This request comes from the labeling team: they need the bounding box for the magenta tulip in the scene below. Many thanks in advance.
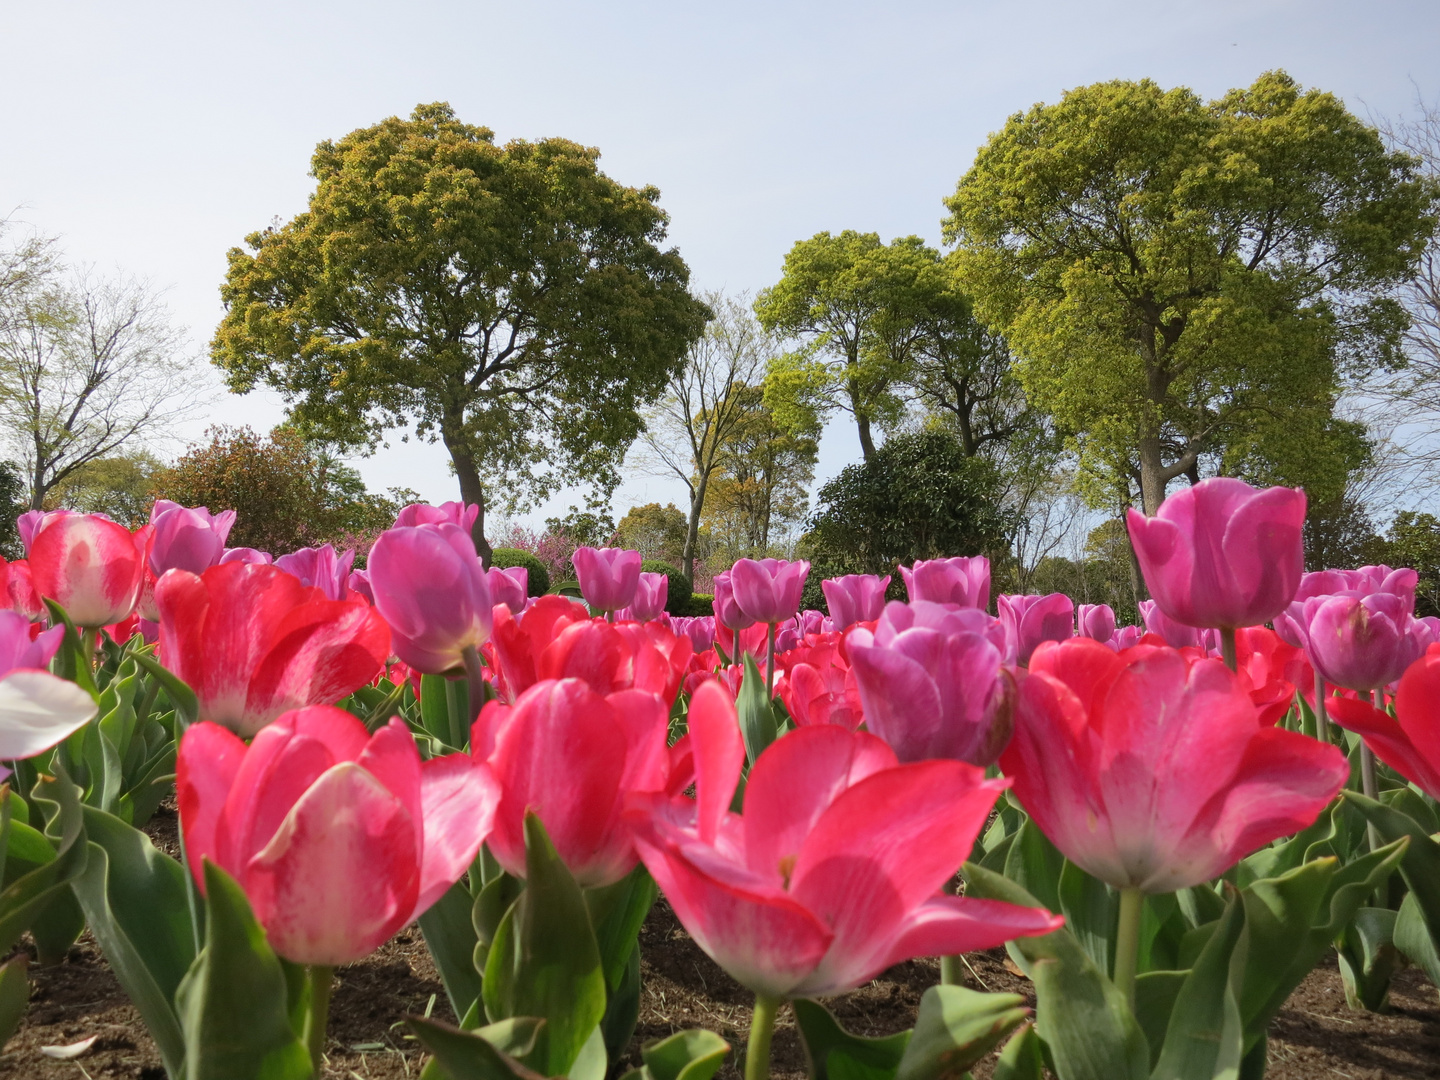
[821,574,891,629]
[571,547,642,614]
[729,558,809,625]
[899,557,990,609]
[29,513,144,628]
[1275,566,1418,648]
[220,547,274,566]
[486,566,529,616]
[848,601,1013,766]
[1113,624,1146,650]
[276,544,355,602]
[672,615,717,652]
[1077,603,1117,644]
[347,570,374,605]
[368,524,493,674]
[0,610,62,675]
[1139,599,1218,652]
[472,678,670,887]
[625,682,1062,1000]
[148,501,235,575]
[619,571,668,622]
[997,592,1075,666]
[178,706,499,966]
[394,501,480,533]
[711,571,756,631]
[1300,591,1424,692]
[1127,478,1306,630]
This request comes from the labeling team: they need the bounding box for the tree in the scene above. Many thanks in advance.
[638,292,769,579]
[212,103,709,565]
[0,460,25,559]
[945,71,1437,514]
[615,502,688,563]
[1378,511,1440,618]
[46,448,165,527]
[153,426,411,554]
[803,430,1012,577]
[0,227,200,509]
[755,232,939,461]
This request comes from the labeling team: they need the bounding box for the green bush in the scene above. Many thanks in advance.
[639,559,693,615]
[491,547,550,596]
[683,592,715,618]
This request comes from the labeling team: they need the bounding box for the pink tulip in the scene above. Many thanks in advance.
[1139,599,1218,652]
[395,501,480,534]
[711,572,756,631]
[997,593,1075,666]
[275,544,355,602]
[1001,639,1348,893]
[899,557,990,609]
[1077,604,1116,645]
[1330,654,1440,798]
[472,678,670,886]
[486,566,529,616]
[220,547,274,565]
[368,525,492,675]
[671,615,717,653]
[571,547,642,613]
[178,707,499,966]
[1275,566,1418,648]
[848,601,1013,765]
[1127,478,1306,630]
[618,571,668,622]
[1113,625,1146,650]
[347,569,374,605]
[821,575,891,629]
[17,509,69,554]
[0,559,41,620]
[29,513,145,628]
[625,682,1062,999]
[730,558,809,625]
[141,502,237,619]
[0,610,62,675]
[156,563,391,736]
[1300,591,1423,692]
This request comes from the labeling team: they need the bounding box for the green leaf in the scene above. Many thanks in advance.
[1001,820,1063,915]
[175,861,311,1080]
[420,878,483,1022]
[482,813,607,1077]
[598,942,642,1065]
[635,1029,730,1080]
[585,865,658,991]
[0,956,28,1050]
[736,652,777,765]
[473,871,524,973]
[1394,891,1440,985]
[1345,791,1440,939]
[421,674,457,746]
[991,1023,1042,1080]
[895,984,1029,1080]
[409,1014,549,1080]
[1152,900,1246,1080]
[42,599,98,698]
[1336,907,1400,1013]
[1131,971,1185,1069]
[792,997,910,1080]
[71,806,198,1079]
[130,649,198,727]
[1056,860,1116,979]
[567,1024,607,1080]
[0,770,88,958]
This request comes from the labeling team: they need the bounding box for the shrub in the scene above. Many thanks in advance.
[492,547,550,596]
[640,558,693,615]
[684,592,715,618]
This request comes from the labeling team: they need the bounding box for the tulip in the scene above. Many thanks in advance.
[0,559,41,620]
[711,572,756,631]
[17,509,68,554]
[220,547,274,565]
[775,635,862,729]
[997,592,1075,665]
[1127,478,1306,639]
[671,615,716,653]
[1077,603,1116,645]
[29,513,145,628]
[473,678,670,886]
[899,556,990,609]
[1300,592,1423,693]
[1113,624,1146,650]
[625,682,1061,1079]
[1234,625,1312,725]
[1273,568,1413,649]
[347,569,374,605]
[0,668,99,763]
[395,500,480,533]
[1138,599,1218,652]
[177,707,499,968]
[275,544,355,602]
[729,558,809,625]
[0,610,63,675]
[821,574,891,630]
[1330,654,1440,798]
[849,601,1012,765]
[618,571,668,622]
[367,524,492,676]
[571,546,641,614]
[486,566,529,616]
[155,563,391,736]
[141,502,237,619]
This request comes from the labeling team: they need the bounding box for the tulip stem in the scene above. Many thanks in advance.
[461,645,485,725]
[765,623,776,700]
[1219,626,1237,672]
[1313,671,1330,744]
[1361,690,1384,852]
[745,993,781,1080]
[940,955,964,985]
[1115,887,1143,1011]
[303,964,334,1073]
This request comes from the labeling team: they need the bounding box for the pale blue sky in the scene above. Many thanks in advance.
[2,0,1436,522]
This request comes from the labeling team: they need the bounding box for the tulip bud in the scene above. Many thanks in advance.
[571,547,642,613]
[821,574,891,629]
[487,566,529,616]
[997,593,1075,666]
[711,571,756,630]
[368,524,493,674]
[1077,603,1117,645]
[730,557,809,625]
[618,571,668,622]
[29,513,144,628]
[899,557,990,609]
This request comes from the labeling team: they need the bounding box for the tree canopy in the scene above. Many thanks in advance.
[945,71,1437,513]
[212,103,709,561]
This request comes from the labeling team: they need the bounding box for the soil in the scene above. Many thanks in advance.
[0,807,1435,1078]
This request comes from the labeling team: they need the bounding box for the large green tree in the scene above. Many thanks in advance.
[945,71,1436,513]
[212,103,709,562]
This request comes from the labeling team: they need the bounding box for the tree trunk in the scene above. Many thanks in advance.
[1137,434,1167,516]
[441,427,491,567]
[856,413,876,463]
[682,474,708,583]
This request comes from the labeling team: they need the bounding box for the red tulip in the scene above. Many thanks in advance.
[367,524,492,674]
[899,557,990,610]
[178,707,498,965]
[821,575,891,630]
[997,592,1075,666]
[774,634,862,729]
[29,513,145,628]
[155,563,391,736]
[571,546,642,613]
[472,678,670,887]
[625,682,1061,999]
[1330,654,1440,797]
[489,596,591,698]
[1001,639,1348,892]
[730,558,810,625]
[0,559,41,620]
[1127,478,1306,631]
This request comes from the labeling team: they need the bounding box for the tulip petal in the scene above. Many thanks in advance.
[413,755,501,916]
[246,762,420,966]
[357,719,423,822]
[0,670,98,760]
[1395,656,1440,793]
[1330,696,1440,800]
[689,681,745,845]
[176,721,247,885]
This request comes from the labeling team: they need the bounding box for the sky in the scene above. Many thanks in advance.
[2,0,1437,527]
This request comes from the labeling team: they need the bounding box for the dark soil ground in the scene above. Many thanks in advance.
[0,804,1435,1078]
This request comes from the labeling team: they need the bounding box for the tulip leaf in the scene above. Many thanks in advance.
[71,806,197,1079]
[1152,899,1246,1080]
[42,599,99,699]
[0,956,27,1050]
[895,984,1029,1080]
[0,770,88,959]
[1001,820,1063,915]
[175,861,311,1080]
[409,1014,550,1080]
[130,649,199,728]
[1394,891,1440,985]
[483,813,607,1078]
[598,942,642,1065]
[959,863,1148,1080]
[1344,790,1440,940]
[567,1023,607,1080]
[792,997,911,1080]
[585,865,658,991]
[1130,971,1185,1069]
[1336,907,1400,1012]
[736,652,777,766]
[1056,861,1116,979]
[991,1023,1043,1080]
[626,1028,730,1080]
[419,878,484,1022]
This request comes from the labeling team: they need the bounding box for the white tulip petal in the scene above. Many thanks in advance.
[0,670,98,760]
[41,1035,97,1059]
